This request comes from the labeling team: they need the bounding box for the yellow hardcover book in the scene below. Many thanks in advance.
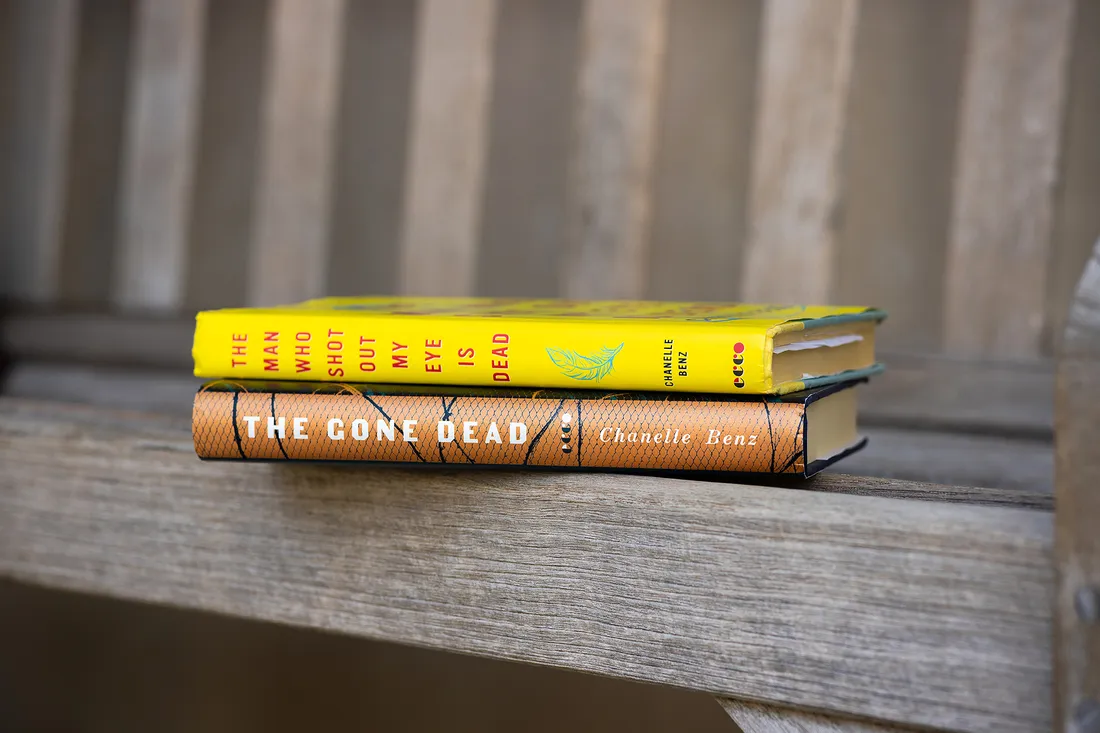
[192,297,886,394]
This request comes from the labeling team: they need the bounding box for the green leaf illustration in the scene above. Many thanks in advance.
[546,343,624,382]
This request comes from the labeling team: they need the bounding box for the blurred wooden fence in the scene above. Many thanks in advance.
[1,0,1098,360]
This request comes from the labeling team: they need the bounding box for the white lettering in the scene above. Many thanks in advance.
[599,427,613,442]
[267,416,285,439]
[328,418,344,440]
[438,421,455,442]
[293,417,308,440]
[707,429,721,445]
[376,419,395,441]
[509,422,527,444]
[463,421,478,443]
[485,422,502,444]
[403,420,417,442]
[243,415,260,438]
[351,419,369,440]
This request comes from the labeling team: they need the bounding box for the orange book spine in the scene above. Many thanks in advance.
[193,383,812,475]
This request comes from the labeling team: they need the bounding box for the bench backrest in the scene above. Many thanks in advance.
[1,0,1097,362]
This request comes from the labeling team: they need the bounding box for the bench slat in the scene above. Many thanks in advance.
[741,0,858,303]
[0,397,1052,733]
[398,0,498,296]
[0,0,77,303]
[248,0,346,306]
[563,0,668,299]
[943,0,1075,357]
[114,0,205,311]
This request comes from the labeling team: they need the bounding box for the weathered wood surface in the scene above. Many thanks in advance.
[741,0,857,303]
[398,0,497,296]
[0,397,1053,733]
[114,0,205,311]
[943,0,1075,358]
[646,0,758,301]
[0,0,77,303]
[248,0,345,307]
[563,0,668,299]
[721,699,904,733]
[1055,238,1100,733]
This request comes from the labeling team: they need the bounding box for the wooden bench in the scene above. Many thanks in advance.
[1,1,1098,731]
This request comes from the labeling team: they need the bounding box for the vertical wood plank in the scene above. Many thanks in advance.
[113,0,205,311]
[563,0,668,300]
[740,0,858,305]
[1055,238,1100,733]
[248,0,346,307]
[835,0,967,349]
[184,0,268,310]
[646,0,761,302]
[398,0,498,297]
[55,0,133,306]
[0,0,77,303]
[328,0,417,298]
[475,0,582,298]
[942,0,1075,357]
[721,698,903,733]
[1046,0,1100,355]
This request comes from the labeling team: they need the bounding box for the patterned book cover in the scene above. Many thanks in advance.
[193,297,886,395]
[192,379,867,477]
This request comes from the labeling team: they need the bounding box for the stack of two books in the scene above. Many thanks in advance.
[191,298,886,478]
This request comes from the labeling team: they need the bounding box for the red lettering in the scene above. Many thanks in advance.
[491,359,507,369]
[296,358,310,373]
[264,331,278,342]
[392,354,408,369]
[232,333,248,342]
[328,340,342,351]
[328,367,345,377]
[360,336,376,345]
[493,373,510,382]
[492,346,508,358]
[425,339,442,348]
[492,334,509,344]
[425,363,442,372]
[264,358,278,372]
[424,351,441,362]
[231,359,246,368]
[296,332,311,342]
[392,341,407,351]
[264,344,278,355]
[458,347,475,359]
[295,345,309,355]
[328,329,344,338]
[232,345,247,356]
[359,362,376,372]
[327,354,342,365]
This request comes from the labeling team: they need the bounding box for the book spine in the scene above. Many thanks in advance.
[192,311,773,393]
[193,388,807,474]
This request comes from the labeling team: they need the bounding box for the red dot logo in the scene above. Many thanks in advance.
[733,377,745,388]
[733,354,744,365]
[733,342,745,354]
[733,365,744,376]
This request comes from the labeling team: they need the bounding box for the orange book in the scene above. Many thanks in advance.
[192,379,866,477]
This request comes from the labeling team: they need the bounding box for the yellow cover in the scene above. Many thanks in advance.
[192,297,886,394]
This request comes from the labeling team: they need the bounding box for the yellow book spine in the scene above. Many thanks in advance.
[192,311,773,393]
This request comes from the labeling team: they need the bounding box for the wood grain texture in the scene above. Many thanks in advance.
[114,0,205,311]
[835,0,966,350]
[0,397,1054,733]
[646,0,759,302]
[184,0,267,310]
[943,0,1075,357]
[475,0,581,298]
[1046,0,1100,355]
[328,0,417,298]
[721,699,904,733]
[1054,238,1100,732]
[741,0,858,304]
[55,0,132,306]
[248,0,345,306]
[0,0,77,303]
[563,0,668,299]
[398,0,498,296]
